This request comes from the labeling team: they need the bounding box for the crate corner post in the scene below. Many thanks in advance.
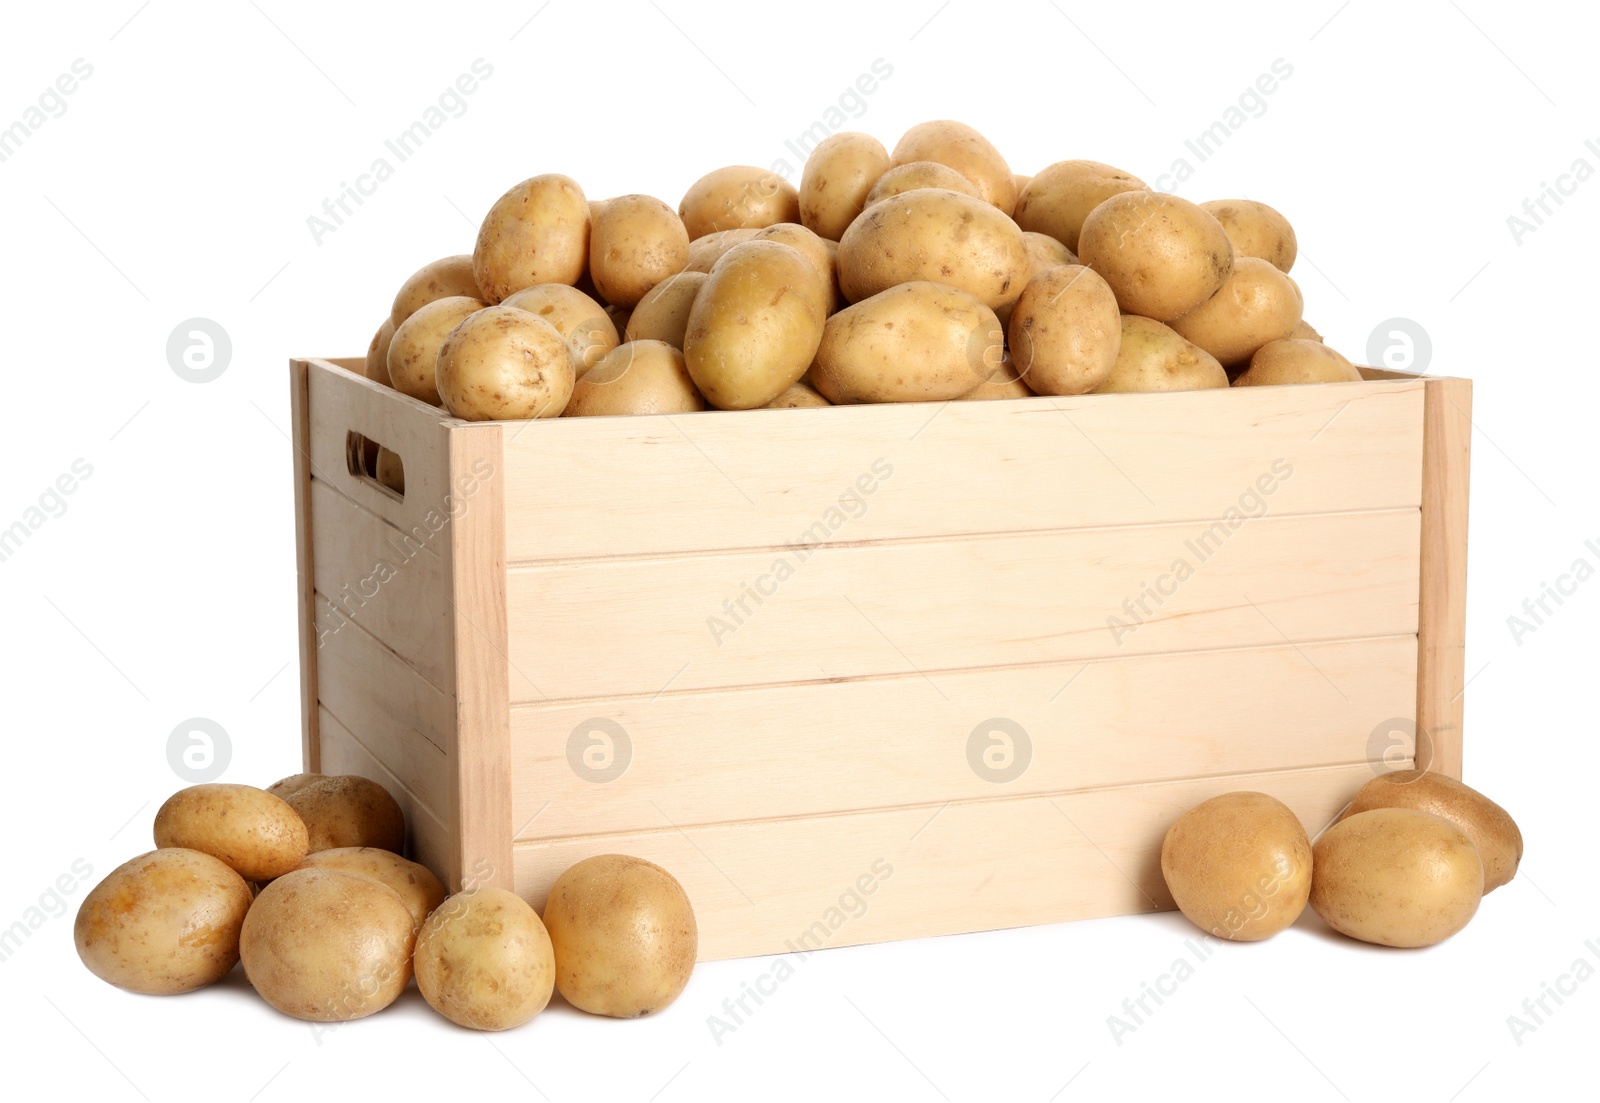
[289,357,321,775]
[1417,376,1472,780]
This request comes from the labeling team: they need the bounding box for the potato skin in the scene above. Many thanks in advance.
[799,131,890,241]
[1338,770,1522,892]
[387,295,487,405]
[683,228,761,273]
[375,447,404,493]
[364,318,396,385]
[811,281,1001,404]
[1289,319,1323,342]
[1008,265,1121,396]
[436,305,575,420]
[588,194,690,307]
[75,849,253,995]
[764,381,832,408]
[1078,192,1234,321]
[837,188,1028,311]
[565,341,706,417]
[1234,338,1361,386]
[284,775,406,854]
[1094,315,1228,393]
[957,352,1035,400]
[501,283,619,377]
[154,783,309,882]
[415,888,556,1031]
[1013,160,1148,253]
[298,847,446,931]
[754,223,839,314]
[890,120,1016,213]
[473,174,590,303]
[1160,792,1312,941]
[265,773,322,801]
[679,166,800,240]
[391,254,481,327]
[1201,199,1298,273]
[1169,257,1303,366]
[683,241,827,409]
[864,161,980,206]
[625,271,708,348]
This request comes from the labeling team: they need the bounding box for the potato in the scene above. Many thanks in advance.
[799,131,890,241]
[1012,172,1032,195]
[565,341,705,417]
[764,381,832,408]
[1310,808,1483,947]
[625,271,708,348]
[1289,319,1323,342]
[957,352,1035,400]
[683,227,761,273]
[1008,265,1121,396]
[364,318,396,385]
[241,868,415,1021]
[588,194,690,307]
[605,302,632,340]
[473,174,590,303]
[889,120,1016,213]
[265,773,322,801]
[1160,792,1312,941]
[415,888,555,1031]
[153,783,309,882]
[863,160,981,206]
[387,295,486,405]
[1234,338,1361,386]
[298,847,446,931]
[436,305,575,420]
[1022,230,1076,271]
[1169,257,1303,366]
[683,240,827,409]
[543,854,697,1017]
[1013,160,1148,253]
[754,222,839,313]
[1094,315,1228,393]
[375,447,404,493]
[1078,192,1233,321]
[811,281,1000,404]
[1338,771,1522,892]
[284,774,406,854]
[1200,199,1297,273]
[837,188,1027,311]
[75,849,253,995]
[679,165,800,239]
[391,254,481,327]
[501,283,619,377]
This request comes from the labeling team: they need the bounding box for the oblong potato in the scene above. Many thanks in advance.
[1338,770,1522,892]
[890,120,1016,213]
[1289,319,1323,342]
[387,295,487,405]
[1160,791,1312,941]
[415,888,556,1031]
[1013,160,1148,253]
[391,255,481,327]
[298,847,447,931]
[625,271,708,348]
[501,283,619,376]
[799,132,890,241]
[1201,199,1298,273]
[811,281,1001,404]
[265,773,322,801]
[1078,192,1234,321]
[864,161,980,206]
[436,306,575,420]
[754,222,839,314]
[683,228,762,273]
[565,341,705,417]
[154,783,309,882]
[1094,315,1228,393]
[364,318,396,385]
[588,194,690,307]
[473,174,590,303]
[764,381,832,408]
[1008,265,1121,396]
[837,188,1027,311]
[1234,338,1361,386]
[284,774,406,854]
[679,166,800,240]
[1170,257,1303,366]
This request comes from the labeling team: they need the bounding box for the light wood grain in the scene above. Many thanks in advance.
[319,706,453,880]
[1418,377,1472,779]
[290,360,321,772]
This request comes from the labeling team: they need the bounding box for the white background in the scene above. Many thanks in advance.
[2,1,1596,1099]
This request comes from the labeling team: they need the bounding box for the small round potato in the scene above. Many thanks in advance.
[889,120,1016,213]
[864,161,981,206]
[241,868,416,1021]
[364,318,396,385]
[1078,192,1234,321]
[284,774,406,854]
[473,174,590,303]
[436,306,575,420]
[1160,792,1312,941]
[799,131,890,241]
[375,447,405,493]
[1234,338,1361,386]
[1169,257,1303,366]
[1013,160,1148,253]
[588,194,690,307]
[543,854,698,1018]
[754,223,839,314]
[266,773,322,801]
[415,888,556,1031]
[298,847,447,931]
[565,341,705,417]
[764,381,832,408]
[1200,199,1298,273]
[679,166,800,240]
[75,849,253,995]
[683,228,762,273]
[1094,315,1228,393]
[1338,770,1522,893]
[957,352,1035,401]
[1008,265,1121,396]
[154,783,309,882]
[387,295,487,405]
[625,271,709,349]
[1289,319,1323,342]
[501,283,619,376]
[1310,808,1483,948]
[391,255,481,327]
[811,281,1001,404]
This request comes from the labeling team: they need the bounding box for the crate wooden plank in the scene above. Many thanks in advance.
[506,509,1421,702]
[498,379,1424,563]
[509,636,1416,839]
[512,763,1375,961]
[1418,377,1472,779]
[290,360,321,772]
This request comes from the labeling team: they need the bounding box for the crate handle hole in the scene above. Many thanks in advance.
[346,431,405,500]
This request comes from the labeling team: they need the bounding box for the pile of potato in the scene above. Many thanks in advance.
[74,777,697,1030]
[1160,771,1523,948]
[359,119,1359,441]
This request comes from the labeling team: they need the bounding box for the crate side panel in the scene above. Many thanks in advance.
[319,707,453,882]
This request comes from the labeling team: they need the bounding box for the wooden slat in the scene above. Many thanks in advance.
[499,379,1424,562]
[512,764,1374,961]
[1418,377,1472,779]
[506,509,1421,702]
[290,360,321,772]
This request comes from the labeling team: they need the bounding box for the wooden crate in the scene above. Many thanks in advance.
[288,356,1470,960]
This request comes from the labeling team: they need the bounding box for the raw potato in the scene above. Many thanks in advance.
[298,847,446,931]
[890,120,1016,213]
[1160,792,1312,941]
[473,174,590,303]
[75,849,253,995]
[1013,160,1149,253]
[1012,172,1032,195]
[799,131,890,241]
[683,241,827,409]
[1022,231,1077,272]
[266,773,322,801]
[364,318,396,385]
[683,228,761,273]
[564,341,706,417]
[679,165,800,239]
[765,381,832,408]
[375,447,404,493]
[1338,771,1522,892]
[958,352,1034,400]
[811,281,1001,404]
[153,783,309,882]
[1007,265,1121,396]
[387,295,486,405]
[1078,192,1234,321]
[284,774,406,854]
[415,888,556,1031]
[864,161,980,206]
[1234,338,1361,386]
[543,854,698,1018]
[501,283,620,376]
[1094,315,1228,393]
[1289,319,1323,342]
[1310,808,1483,948]
[837,187,1028,311]
[241,868,416,1021]
[391,255,481,326]
[626,271,708,348]
[754,222,839,313]
[436,305,575,420]
[588,194,690,307]
[1169,257,1303,366]
[1201,199,1298,273]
